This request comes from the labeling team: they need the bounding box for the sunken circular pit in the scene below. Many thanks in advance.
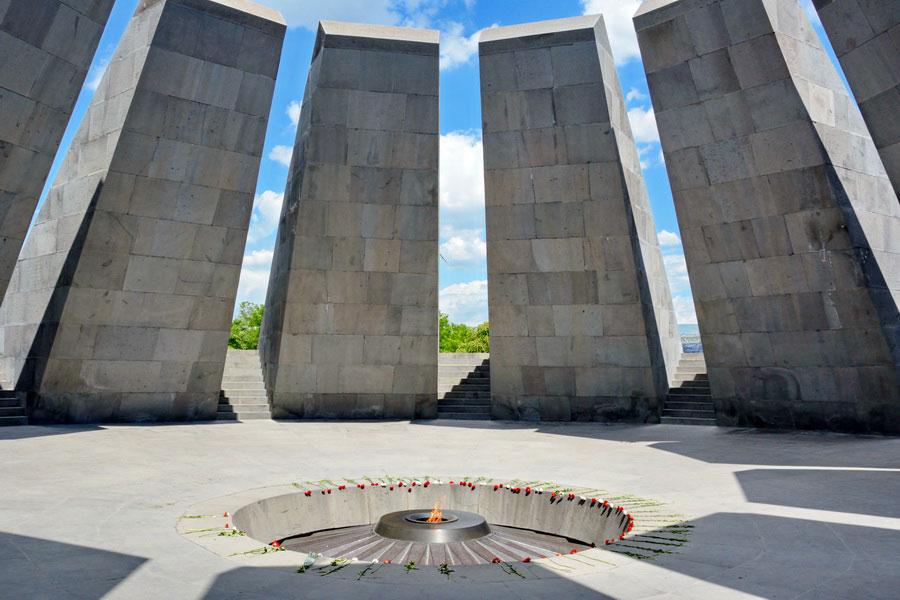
[176,476,679,584]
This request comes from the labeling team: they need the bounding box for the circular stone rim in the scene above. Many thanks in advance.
[375,509,490,543]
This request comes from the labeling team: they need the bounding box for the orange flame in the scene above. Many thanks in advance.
[425,501,443,523]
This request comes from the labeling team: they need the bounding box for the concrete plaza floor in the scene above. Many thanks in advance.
[2,419,899,599]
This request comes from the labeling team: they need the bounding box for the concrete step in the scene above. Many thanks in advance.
[0,398,21,408]
[220,396,268,404]
[675,366,707,375]
[217,404,269,413]
[437,405,491,414]
[660,416,717,426]
[216,413,238,421]
[665,401,714,411]
[438,396,492,406]
[676,379,710,388]
[668,387,711,397]
[443,391,491,400]
[221,381,266,390]
[435,413,491,420]
[662,409,717,419]
[442,385,491,393]
[0,416,28,426]
[0,407,25,417]
[221,389,269,398]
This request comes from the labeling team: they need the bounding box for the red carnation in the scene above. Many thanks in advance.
[491,558,500,563]
[408,488,412,493]
[493,485,499,490]
[498,483,503,488]
[399,482,404,487]
[225,523,229,528]
[327,489,332,494]
[620,533,625,540]
[570,549,577,554]
[603,500,609,506]
[271,540,280,547]
[591,498,597,503]
[449,481,454,484]
[525,487,531,494]
[424,481,430,487]
[223,512,229,517]
[551,492,557,498]
[304,491,311,496]
[384,559,391,564]
[605,540,611,545]
[523,557,531,563]
[390,486,394,490]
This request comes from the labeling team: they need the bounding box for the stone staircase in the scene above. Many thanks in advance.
[661,353,716,426]
[437,354,491,420]
[0,390,26,426]
[217,349,271,421]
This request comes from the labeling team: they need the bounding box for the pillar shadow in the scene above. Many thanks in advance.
[0,531,146,599]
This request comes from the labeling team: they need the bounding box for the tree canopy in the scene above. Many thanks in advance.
[439,312,489,353]
[229,302,264,350]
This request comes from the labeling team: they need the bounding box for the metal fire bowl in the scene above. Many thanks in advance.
[374,510,491,543]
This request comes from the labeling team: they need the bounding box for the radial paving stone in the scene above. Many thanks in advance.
[478,15,682,423]
[0,0,286,423]
[258,21,440,420]
[814,0,900,195]
[635,0,900,434]
[0,0,115,305]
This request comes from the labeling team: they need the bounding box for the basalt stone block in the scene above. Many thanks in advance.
[0,0,115,305]
[636,0,900,434]
[815,0,900,195]
[479,15,682,423]
[0,0,285,423]
[259,22,439,420]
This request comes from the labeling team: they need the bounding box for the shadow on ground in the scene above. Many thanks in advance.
[0,531,146,599]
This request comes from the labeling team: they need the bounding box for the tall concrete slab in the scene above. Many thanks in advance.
[258,22,439,420]
[0,0,285,423]
[636,0,900,433]
[479,15,682,423]
[0,0,115,304]
[815,0,900,196]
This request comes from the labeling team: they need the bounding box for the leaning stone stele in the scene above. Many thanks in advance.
[258,21,440,420]
[814,0,900,196]
[479,15,682,422]
[0,0,285,423]
[635,0,900,433]
[0,0,115,305]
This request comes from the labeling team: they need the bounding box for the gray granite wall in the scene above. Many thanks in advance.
[636,0,900,433]
[814,0,900,195]
[0,0,285,423]
[479,15,681,422]
[258,21,439,420]
[0,0,115,305]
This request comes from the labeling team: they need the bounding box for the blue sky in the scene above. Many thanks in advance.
[37,0,839,326]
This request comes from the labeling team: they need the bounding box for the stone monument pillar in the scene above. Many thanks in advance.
[814,0,900,196]
[635,0,900,433]
[479,15,682,422]
[0,0,115,304]
[0,0,285,422]
[258,22,439,419]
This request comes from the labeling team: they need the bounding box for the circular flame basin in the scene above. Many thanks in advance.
[374,509,491,543]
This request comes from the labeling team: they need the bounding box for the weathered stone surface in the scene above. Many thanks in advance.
[0,0,115,306]
[814,0,900,195]
[479,15,681,423]
[636,0,900,434]
[0,0,285,423]
[259,21,439,420]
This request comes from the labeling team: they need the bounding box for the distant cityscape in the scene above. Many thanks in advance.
[678,324,703,354]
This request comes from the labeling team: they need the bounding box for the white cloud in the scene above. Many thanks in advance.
[440,233,486,267]
[440,279,488,325]
[269,145,293,167]
[625,87,646,103]
[287,101,302,127]
[243,249,274,267]
[247,190,284,244]
[85,57,109,92]
[657,230,681,247]
[440,131,484,212]
[673,295,697,325]
[627,105,660,144]
[440,22,497,70]
[581,0,643,65]
[663,252,691,296]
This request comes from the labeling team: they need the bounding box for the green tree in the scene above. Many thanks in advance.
[439,312,489,353]
[229,302,264,349]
